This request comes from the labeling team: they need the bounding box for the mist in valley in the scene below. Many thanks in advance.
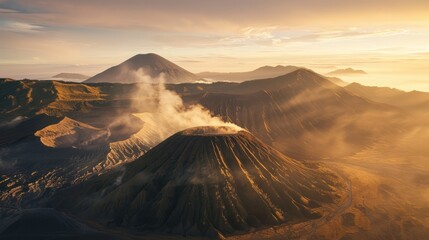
[1,1,429,236]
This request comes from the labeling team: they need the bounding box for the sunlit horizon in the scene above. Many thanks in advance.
[1,0,428,91]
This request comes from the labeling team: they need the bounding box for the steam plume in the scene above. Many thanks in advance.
[130,69,242,140]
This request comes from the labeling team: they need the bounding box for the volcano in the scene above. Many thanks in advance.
[84,53,200,84]
[197,65,300,82]
[55,126,345,238]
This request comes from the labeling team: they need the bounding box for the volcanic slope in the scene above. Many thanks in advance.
[55,126,346,238]
[345,82,429,113]
[35,117,109,148]
[0,208,115,240]
[85,53,200,83]
[187,69,405,159]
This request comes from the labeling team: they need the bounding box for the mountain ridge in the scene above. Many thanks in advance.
[326,68,367,76]
[52,73,89,80]
[197,65,301,82]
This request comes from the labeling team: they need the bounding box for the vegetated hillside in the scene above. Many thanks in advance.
[53,126,346,238]
[0,78,107,122]
[0,78,58,122]
[0,78,144,128]
[85,53,200,84]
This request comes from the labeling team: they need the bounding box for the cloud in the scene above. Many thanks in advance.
[216,27,407,47]
[289,28,407,42]
[219,26,281,46]
[0,0,428,89]
[277,28,408,45]
[149,33,223,47]
[0,8,17,13]
[129,70,242,140]
[1,0,428,32]
[0,21,43,33]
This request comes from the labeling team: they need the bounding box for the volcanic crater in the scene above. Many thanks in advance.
[54,126,346,238]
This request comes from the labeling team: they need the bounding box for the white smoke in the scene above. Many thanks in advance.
[0,116,27,128]
[130,69,242,139]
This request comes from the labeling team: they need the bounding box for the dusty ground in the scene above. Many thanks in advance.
[225,126,429,240]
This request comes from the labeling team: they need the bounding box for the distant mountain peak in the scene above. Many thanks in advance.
[85,53,199,84]
[52,73,89,80]
[326,68,367,76]
[127,53,165,62]
[284,67,320,78]
[255,65,295,71]
[198,65,301,82]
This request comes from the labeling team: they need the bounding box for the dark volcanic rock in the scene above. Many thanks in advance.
[0,208,114,239]
[54,126,345,238]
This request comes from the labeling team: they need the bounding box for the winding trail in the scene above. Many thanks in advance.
[306,165,353,238]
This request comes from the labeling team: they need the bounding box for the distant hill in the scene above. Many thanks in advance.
[326,68,367,76]
[197,65,300,82]
[345,82,429,112]
[198,65,348,86]
[52,73,89,80]
[325,76,348,86]
[85,53,200,83]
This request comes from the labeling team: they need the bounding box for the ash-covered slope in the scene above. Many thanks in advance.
[35,117,109,148]
[85,53,200,84]
[55,126,345,238]
[191,69,404,159]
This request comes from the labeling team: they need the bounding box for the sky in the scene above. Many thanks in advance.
[0,0,428,91]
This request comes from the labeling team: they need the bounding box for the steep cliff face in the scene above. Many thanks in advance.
[55,126,345,238]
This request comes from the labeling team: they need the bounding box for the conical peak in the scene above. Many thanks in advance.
[128,53,164,62]
[125,53,171,67]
